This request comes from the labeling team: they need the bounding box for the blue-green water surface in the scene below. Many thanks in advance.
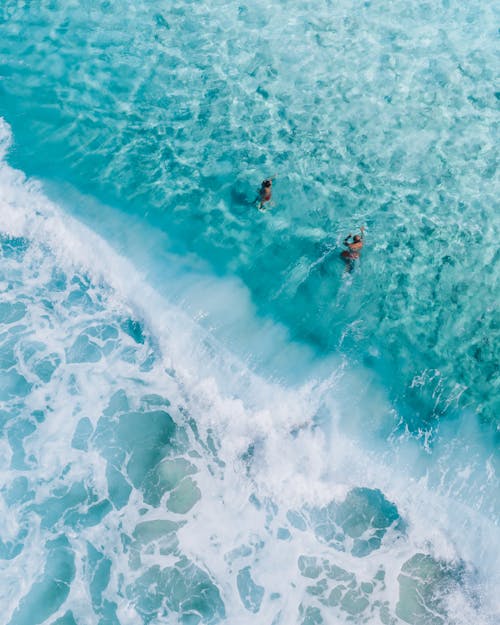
[0,1,499,624]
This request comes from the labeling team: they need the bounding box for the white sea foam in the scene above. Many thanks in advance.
[1,117,499,624]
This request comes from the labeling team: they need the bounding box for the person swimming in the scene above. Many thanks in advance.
[258,175,276,211]
[341,226,365,268]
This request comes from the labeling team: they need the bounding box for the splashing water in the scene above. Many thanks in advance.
[0,1,499,624]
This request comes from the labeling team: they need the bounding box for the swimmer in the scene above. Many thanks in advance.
[341,226,365,269]
[258,175,276,211]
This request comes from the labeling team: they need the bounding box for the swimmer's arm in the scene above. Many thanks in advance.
[360,226,365,239]
[343,234,352,246]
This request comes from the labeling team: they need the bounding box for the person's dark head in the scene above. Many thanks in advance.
[262,180,272,188]
[353,235,361,242]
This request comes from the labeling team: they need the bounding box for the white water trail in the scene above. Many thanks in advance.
[1,117,499,624]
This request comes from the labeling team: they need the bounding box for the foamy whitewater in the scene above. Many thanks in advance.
[0,1,499,624]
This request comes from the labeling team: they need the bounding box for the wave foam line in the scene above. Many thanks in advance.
[1,117,499,624]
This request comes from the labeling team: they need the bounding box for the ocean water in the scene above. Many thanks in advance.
[0,1,499,624]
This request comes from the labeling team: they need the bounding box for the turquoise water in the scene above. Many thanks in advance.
[0,1,499,624]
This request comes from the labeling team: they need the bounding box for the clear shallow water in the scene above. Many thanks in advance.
[0,1,499,624]
[2,0,499,423]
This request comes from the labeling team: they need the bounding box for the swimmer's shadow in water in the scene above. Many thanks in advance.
[230,185,267,215]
